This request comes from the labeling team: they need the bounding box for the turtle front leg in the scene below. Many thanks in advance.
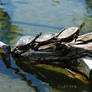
[73,33,79,42]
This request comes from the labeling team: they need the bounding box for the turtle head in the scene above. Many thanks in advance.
[79,22,85,30]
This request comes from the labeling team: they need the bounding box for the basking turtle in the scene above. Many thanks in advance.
[15,36,35,48]
[28,32,58,50]
[57,22,85,42]
[36,32,57,43]
[76,32,92,44]
[12,36,34,54]
[12,33,42,54]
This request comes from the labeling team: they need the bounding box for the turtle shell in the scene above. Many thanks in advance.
[57,23,85,42]
[15,36,35,47]
[76,32,92,43]
[57,27,79,40]
[36,32,57,43]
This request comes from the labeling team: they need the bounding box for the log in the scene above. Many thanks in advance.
[12,32,92,63]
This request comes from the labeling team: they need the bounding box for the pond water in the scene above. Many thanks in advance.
[0,0,92,92]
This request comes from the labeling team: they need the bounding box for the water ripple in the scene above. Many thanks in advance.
[12,21,64,30]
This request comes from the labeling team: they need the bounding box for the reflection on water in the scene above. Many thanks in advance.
[12,20,63,30]
[0,0,92,92]
[13,56,90,92]
[0,7,21,46]
[0,54,52,92]
[0,58,35,92]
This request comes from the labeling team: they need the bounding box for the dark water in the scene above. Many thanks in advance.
[0,0,92,92]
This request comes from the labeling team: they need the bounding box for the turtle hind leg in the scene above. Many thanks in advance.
[33,43,41,51]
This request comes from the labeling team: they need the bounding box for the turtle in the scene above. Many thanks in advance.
[15,36,35,48]
[76,32,92,44]
[36,32,57,43]
[27,32,56,50]
[12,33,42,54]
[56,22,85,42]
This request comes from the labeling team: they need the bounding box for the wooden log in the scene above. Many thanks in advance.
[12,32,92,63]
